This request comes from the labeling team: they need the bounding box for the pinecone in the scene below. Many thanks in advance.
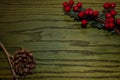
[11,49,35,76]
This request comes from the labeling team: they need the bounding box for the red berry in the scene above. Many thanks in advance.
[65,6,71,12]
[78,11,85,18]
[85,8,93,16]
[109,23,115,29]
[105,13,111,18]
[93,10,99,17]
[103,2,110,9]
[109,17,115,22]
[82,19,88,25]
[63,2,68,7]
[87,8,93,11]
[105,18,110,23]
[77,2,82,8]
[105,17,115,23]
[69,0,74,5]
[84,9,90,15]
[116,18,120,25]
[73,6,79,12]
[105,22,109,29]
[110,10,117,16]
[89,10,93,15]
[110,3,116,8]
[87,8,93,15]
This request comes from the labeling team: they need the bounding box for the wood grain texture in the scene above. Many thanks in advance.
[0,0,120,80]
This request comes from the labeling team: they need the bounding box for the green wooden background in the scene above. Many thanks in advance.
[0,0,120,80]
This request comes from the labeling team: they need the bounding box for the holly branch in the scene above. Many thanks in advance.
[63,0,120,35]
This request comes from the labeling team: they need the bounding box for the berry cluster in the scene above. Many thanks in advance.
[78,8,99,27]
[63,0,120,35]
[63,0,99,27]
[103,2,117,30]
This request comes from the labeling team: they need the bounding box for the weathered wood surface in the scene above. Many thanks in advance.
[0,0,120,80]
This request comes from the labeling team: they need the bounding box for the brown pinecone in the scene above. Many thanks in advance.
[12,49,35,76]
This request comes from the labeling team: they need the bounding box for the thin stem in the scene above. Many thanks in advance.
[115,27,120,35]
[0,42,18,80]
[95,18,105,24]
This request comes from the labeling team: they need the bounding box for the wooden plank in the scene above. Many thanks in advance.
[0,0,120,80]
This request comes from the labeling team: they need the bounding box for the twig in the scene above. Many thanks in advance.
[95,18,105,24]
[0,42,18,80]
[115,27,120,35]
